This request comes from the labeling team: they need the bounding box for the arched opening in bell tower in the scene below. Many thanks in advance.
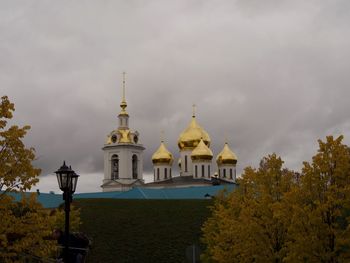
[111,154,119,179]
[132,154,138,179]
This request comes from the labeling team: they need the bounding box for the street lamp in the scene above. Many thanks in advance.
[55,161,79,263]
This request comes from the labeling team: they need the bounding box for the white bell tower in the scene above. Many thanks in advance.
[101,73,145,192]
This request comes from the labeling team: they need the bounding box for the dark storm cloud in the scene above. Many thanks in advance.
[1,0,350,191]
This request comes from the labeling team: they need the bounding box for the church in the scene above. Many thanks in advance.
[101,78,238,192]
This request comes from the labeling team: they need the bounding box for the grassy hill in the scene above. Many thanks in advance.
[75,199,212,263]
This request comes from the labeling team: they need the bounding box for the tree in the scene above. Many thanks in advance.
[0,96,40,195]
[201,154,296,263]
[0,96,80,262]
[201,136,350,263]
[285,136,350,262]
[0,194,57,262]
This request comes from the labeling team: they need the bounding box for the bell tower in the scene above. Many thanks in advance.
[101,73,145,192]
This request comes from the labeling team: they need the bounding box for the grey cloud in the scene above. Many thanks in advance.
[1,0,350,191]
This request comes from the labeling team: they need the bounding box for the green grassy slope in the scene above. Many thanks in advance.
[75,199,212,263]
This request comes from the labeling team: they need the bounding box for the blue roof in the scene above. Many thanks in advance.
[3,184,237,208]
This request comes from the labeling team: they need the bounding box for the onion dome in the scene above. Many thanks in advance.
[178,116,211,150]
[191,139,213,161]
[152,141,174,165]
[216,143,238,165]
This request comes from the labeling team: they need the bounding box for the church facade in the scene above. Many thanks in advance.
[101,80,238,192]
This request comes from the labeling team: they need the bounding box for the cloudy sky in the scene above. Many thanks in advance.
[1,0,350,193]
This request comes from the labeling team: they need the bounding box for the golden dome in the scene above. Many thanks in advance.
[178,116,211,150]
[216,143,237,165]
[191,139,213,161]
[152,141,173,165]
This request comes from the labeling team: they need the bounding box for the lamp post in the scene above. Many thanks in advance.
[55,161,79,263]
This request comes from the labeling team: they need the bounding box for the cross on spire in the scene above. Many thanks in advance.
[192,104,196,117]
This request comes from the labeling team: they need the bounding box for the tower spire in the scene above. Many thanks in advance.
[120,72,128,115]
[192,104,196,118]
[122,72,126,102]
[160,130,164,142]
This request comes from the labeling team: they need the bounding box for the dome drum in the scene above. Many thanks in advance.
[152,158,174,165]
[217,158,237,165]
[178,139,210,150]
[191,155,213,161]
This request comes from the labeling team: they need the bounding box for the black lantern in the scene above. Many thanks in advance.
[55,161,80,263]
[55,161,74,191]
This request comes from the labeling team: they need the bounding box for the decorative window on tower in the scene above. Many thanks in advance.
[223,169,226,178]
[132,155,138,179]
[195,165,198,177]
[111,154,119,180]
[230,169,233,179]
[157,168,160,180]
[201,165,205,178]
[208,165,210,178]
[185,155,188,172]
[165,168,167,179]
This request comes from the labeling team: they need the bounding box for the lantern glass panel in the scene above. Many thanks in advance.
[71,174,79,193]
[62,173,69,190]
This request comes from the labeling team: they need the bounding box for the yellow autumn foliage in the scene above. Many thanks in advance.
[202,154,296,263]
[202,136,350,263]
[0,96,81,262]
[0,194,56,262]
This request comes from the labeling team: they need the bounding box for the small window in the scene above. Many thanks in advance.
[223,169,226,178]
[201,165,204,178]
[208,165,210,178]
[165,168,168,179]
[230,169,233,179]
[195,165,198,178]
[185,156,188,172]
[157,168,160,180]
[170,168,172,178]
